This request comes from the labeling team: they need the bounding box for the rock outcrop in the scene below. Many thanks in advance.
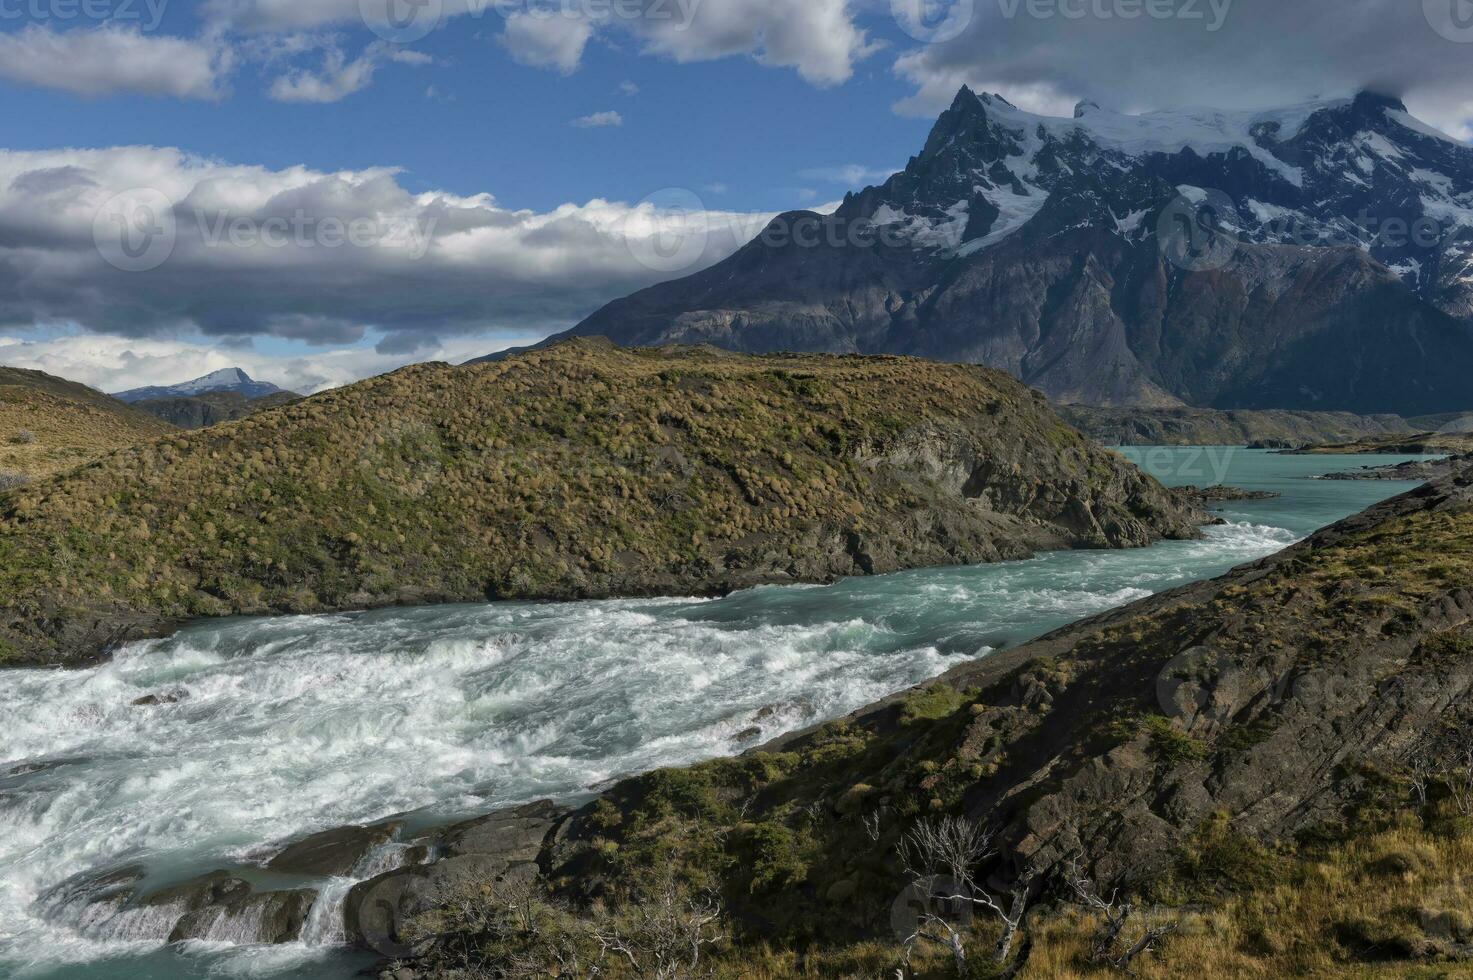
[344,802,569,953]
[1058,406,1412,447]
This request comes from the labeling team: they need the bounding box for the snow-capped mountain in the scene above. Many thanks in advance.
[113,368,286,404]
[513,88,1473,413]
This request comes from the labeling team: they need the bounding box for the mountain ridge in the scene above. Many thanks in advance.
[492,88,1473,414]
[114,368,286,404]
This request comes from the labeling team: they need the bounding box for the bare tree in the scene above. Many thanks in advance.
[1407,734,1439,808]
[863,810,883,843]
[410,873,589,980]
[1064,861,1177,974]
[1449,725,1473,817]
[896,815,1034,976]
[592,859,725,980]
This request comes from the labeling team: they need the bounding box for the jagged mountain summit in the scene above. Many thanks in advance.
[113,368,286,404]
[497,88,1473,414]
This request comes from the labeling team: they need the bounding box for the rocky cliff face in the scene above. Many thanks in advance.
[131,391,300,430]
[1057,405,1412,447]
[517,89,1473,415]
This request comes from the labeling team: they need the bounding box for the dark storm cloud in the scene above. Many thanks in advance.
[895,0,1473,136]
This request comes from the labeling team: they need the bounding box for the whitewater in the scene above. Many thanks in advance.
[0,450,1433,979]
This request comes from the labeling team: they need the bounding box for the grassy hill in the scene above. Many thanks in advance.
[0,368,175,481]
[0,340,1200,666]
[377,467,1473,979]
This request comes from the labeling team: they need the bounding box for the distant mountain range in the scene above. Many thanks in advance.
[487,88,1473,415]
[114,368,286,404]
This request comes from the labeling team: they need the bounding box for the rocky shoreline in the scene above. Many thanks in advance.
[328,465,1473,971]
[1319,453,1473,482]
[72,465,1454,969]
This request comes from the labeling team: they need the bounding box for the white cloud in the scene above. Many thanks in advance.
[0,332,535,395]
[499,11,594,75]
[631,0,881,86]
[200,0,362,34]
[267,40,429,103]
[799,164,898,186]
[0,145,777,356]
[571,111,624,128]
[0,25,230,100]
[249,0,881,100]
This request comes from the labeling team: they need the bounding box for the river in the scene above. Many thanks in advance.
[0,448,1438,979]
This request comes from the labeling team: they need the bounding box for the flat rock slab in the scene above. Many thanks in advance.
[267,820,406,877]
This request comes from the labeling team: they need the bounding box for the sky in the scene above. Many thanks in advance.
[2,0,1473,394]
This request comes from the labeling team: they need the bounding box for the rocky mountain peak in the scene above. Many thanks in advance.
[532,89,1473,415]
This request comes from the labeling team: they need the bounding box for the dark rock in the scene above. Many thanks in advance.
[345,801,569,951]
[266,820,405,878]
[131,691,185,707]
[1176,485,1280,502]
[167,888,315,944]
[136,870,316,944]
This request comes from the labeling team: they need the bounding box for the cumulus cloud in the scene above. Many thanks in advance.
[499,11,595,74]
[207,0,877,86]
[0,25,231,100]
[890,0,1473,138]
[0,145,777,359]
[630,0,881,86]
[571,110,624,128]
[267,40,430,103]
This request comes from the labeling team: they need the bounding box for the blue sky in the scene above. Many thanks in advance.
[1,4,930,214]
[1,0,1470,393]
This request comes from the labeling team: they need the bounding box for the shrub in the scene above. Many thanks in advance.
[743,822,809,894]
[900,683,965,725]
[10,429,35,445]
[0,471,29,492]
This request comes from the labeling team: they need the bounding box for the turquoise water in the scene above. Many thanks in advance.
[0,449,1434,979]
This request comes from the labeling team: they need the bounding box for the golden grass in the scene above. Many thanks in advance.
[0,385,174,479]
[695,818,1473,978]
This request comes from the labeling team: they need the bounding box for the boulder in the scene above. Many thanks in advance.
[267,820,405,877]
[345,800,568,953]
